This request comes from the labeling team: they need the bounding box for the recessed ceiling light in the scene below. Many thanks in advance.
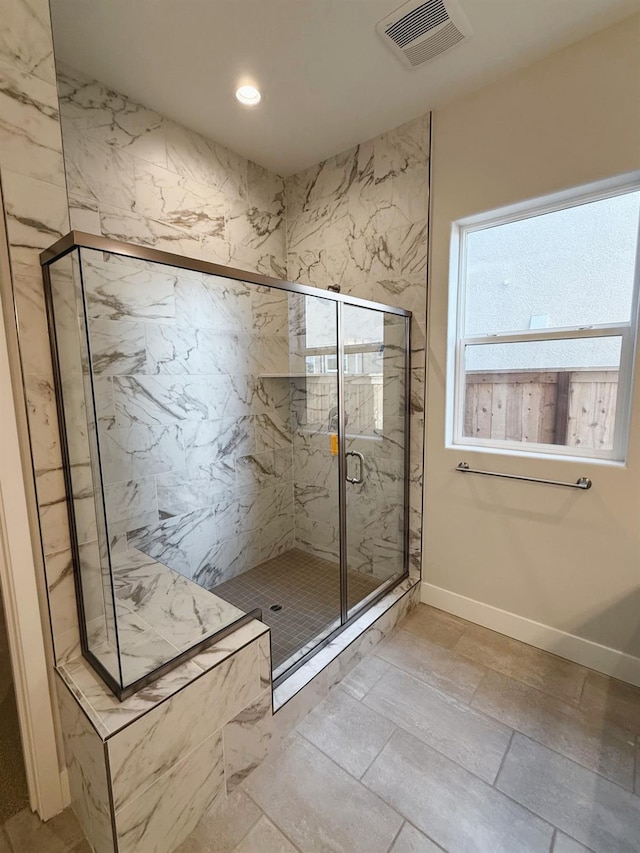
[236,85,261,106]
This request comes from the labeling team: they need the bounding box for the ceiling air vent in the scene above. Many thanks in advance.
[377,0,472,69]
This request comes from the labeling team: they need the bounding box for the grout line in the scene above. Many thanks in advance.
[241,787,304,853]
[577,669,589,705]
[448,649,587,710]
[479,699,639,797]
[354,709,561,847]
[466,665,490,706]
[372,647,476,707]
[384,819,405,853]
[269,722,563,853]
[349,658,389,702]
[492,729,515,788]
[261,816,305,853]
[489,784,559,843]
[358,720,398,781]
[293,725,377,788]
[403,819,447,852]
[488,739,600,847]
[291,729,407,841]
[215,791,262,851]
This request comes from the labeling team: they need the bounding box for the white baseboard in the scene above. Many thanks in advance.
[421,582,640,688]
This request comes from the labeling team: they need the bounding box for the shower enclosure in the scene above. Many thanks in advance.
[41,232,411,699]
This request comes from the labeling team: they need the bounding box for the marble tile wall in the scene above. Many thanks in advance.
[55,679,114,853]
[54,65,298,595]
[57,64,286,277]
[0,0,78,666]
[52,63,426,622]
[284,116,429,577]
[72,249,296,589]
[56,61,427,590]
[56,622,272,853]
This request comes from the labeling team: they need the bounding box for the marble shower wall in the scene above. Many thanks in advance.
[0,0,77,665]
[81,251,297,586]
[56,64,286,278]
[55,65,299,590]
[284,116,429,575]
[1,22,427,674]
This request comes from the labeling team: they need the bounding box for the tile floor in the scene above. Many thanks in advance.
[3,604,639,852]
[214,548,380,670]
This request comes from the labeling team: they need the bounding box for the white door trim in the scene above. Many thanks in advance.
[0,185,66,819]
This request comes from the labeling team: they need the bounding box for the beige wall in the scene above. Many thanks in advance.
[425,17,640,669]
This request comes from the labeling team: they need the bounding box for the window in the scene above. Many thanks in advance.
[448,173,640,461]
[303,300,386,435]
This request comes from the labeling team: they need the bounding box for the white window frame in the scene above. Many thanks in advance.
[446,171,640,463]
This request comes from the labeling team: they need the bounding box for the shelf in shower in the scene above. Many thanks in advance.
[259,373,335,378]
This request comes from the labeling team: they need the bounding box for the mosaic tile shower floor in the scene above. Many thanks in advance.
[213,549,380,671]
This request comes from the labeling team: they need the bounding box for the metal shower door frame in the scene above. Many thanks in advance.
[335,302,412,628]
[40,231,412,695]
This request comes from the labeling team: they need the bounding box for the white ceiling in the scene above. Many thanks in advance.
[50,0,639,177]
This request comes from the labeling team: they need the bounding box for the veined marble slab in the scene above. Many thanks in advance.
[373,114,430,181]
[247,160,285,217]
[0,57,65,186]
[108,642,259,809]
[111,547,246,651]
[82,255,177,323]
[64,133,136,212]
[251,286,289,335]
[175,275,252,331]
[226,198,284,257]
[55,677,114,852]
[68,538,259,694]
[183,415,255,468]
[223,687,273,793]
[89,319,146,375]
[235,448,293,491]
[133,159,226,238]
[56,615,269,738]
[165,119,247,200]
[104,476,158,534]
[213,483,293,540]
[101,422,184,483]
[115,728,226,853]
[89,604,181,687]
[112,375,211,428]
[58,63,168,166]
[0,0,56,85]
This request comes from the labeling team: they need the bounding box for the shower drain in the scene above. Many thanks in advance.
[269,604,283,612]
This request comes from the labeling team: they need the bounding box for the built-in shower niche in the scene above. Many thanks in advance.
[43,234,410,698]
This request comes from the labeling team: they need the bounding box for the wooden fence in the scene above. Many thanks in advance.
[464,368,618,450]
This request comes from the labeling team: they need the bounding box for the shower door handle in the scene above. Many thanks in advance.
[345,451,365,485]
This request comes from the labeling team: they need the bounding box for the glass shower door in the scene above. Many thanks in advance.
[341,305,409,617]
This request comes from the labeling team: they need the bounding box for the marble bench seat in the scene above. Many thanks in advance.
[55,613,272,852]
[87,547,250,687]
